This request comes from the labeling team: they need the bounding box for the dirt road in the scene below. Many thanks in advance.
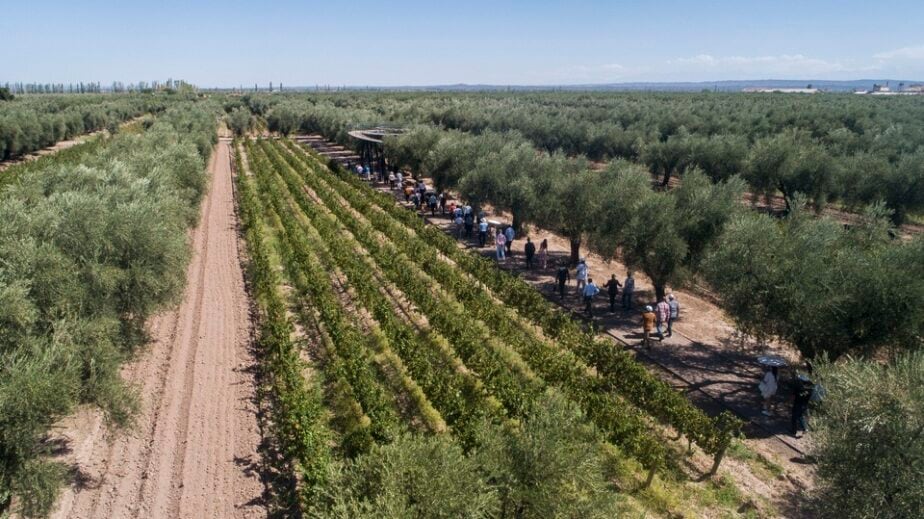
[50,138,266,519]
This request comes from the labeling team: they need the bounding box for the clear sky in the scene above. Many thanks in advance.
[3,0,924,87]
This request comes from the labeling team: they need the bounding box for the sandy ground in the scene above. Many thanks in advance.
[48,138,266,519]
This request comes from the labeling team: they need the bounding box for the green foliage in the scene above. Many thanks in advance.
[703,204,924,359]
[266,106,300,135]
[640,129,693,186]
[474,393,628,518]
[227,106,253,136]
[0,87,14,101]
[620,193,689,300]
[0,102,217,516]
[744,130,839,210]
[313,394,628,519]
[810,353,924,519]
[0,93,164,160]
[289,140,738,469]
[232,141,332,508]
[314,434,495,518]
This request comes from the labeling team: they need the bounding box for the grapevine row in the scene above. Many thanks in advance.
[290,140,741,464]
[250,140,508,444]
[231,140,330,507]
[257,139,544,420]
[267,139,669,472]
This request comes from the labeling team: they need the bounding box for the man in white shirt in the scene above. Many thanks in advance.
[575,258,588,293]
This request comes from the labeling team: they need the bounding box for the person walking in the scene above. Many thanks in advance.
[790,374,814,437]
[403,184,414,202]
[582,278,600,316]
[464,212,474,239]
[538,238,548,269]
[667,294,680,337]
[455,213,465,239]
[428,193,438,216]
[495,230,507,261]
[575,258,588,294]
[396,171,404,190]
[622,272,635,310]
[603,275,622,312]
[758,366,779,416]
[556,263,570,299]
[388,171,396,188]
[656,296,671,340]
[524,238,536,269]
[478,219,489,247]
[641,305,657,349]
[438,192,446,214]
[504,225,515,255]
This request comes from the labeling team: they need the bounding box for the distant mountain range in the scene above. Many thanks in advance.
[281,79,923,93]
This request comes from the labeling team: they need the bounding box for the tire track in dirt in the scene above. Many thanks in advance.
[50,138,266,519]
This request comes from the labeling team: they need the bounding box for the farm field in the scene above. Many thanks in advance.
[230,134,826,517]
[0,93,168,161]
[8,1,924,515]
[0,89,921,518]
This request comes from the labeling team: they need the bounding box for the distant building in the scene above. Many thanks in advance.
[855,83,923,96]
[742,86,820,94]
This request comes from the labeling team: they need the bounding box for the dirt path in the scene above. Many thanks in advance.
[49,138,266,519]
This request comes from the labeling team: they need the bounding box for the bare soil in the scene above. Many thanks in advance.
[48,139,267,519]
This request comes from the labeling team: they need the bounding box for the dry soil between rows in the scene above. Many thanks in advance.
[49,138,266,519]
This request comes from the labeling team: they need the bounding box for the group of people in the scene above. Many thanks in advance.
[398,184,829,441]
[638,295,681,348]
[493,227,549,266]
[758,363,824,437]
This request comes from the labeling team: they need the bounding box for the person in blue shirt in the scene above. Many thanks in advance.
[504,225,515,255]
[478,219,489,247]
[582,278,600,316]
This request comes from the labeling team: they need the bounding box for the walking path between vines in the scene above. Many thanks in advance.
[48,137,267,519]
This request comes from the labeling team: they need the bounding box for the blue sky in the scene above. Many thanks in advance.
[3,0,924,86]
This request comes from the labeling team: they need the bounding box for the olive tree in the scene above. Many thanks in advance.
[384,125,442,177]
[226,107,253,136]
[421,130,509,193]
[586,160,652,259]
[459,140,541,232]
[703,202,924,359]
[810,352,924,519]
[530,155,592,264]
[640,129,692,187]
[672,169,747,268]
[619,194,689,301]
[745,131,838,212]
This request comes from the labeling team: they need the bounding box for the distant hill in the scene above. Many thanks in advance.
[278,79,923,93]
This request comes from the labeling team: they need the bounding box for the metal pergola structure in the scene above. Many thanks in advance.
[347,127,405,181]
